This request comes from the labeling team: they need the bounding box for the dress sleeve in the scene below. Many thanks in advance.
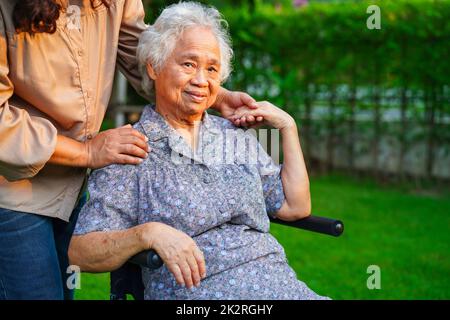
[253,134,286,218]
[116,0,153,101]
[73,163,140,235]
[0,9,57,181]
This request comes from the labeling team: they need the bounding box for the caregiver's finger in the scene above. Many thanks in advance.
[120,135,150,153]
[119,127,149,143]
[115,154,143,165]
[119,144,148,159]
[239,91,258,109]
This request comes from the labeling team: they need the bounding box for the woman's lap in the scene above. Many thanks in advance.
[147,252,329,300]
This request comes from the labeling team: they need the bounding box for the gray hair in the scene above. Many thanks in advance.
[136,1,233,97]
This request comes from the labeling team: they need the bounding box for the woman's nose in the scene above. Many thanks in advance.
[191,69,208,87]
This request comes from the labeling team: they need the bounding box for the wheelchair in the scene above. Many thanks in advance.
[109,215,344,300]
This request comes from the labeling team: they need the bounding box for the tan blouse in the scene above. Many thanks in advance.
[0,0,148,221]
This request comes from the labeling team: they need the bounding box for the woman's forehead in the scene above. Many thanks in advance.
[172,27,221,59]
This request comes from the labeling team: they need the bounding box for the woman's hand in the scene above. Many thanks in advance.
[140,222,206,289]
[85,124,150,169]
[230,101,296,130]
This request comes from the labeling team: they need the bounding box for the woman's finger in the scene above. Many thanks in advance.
[256,116,264,122]
[178,260,194,289]
[167,263,185,287]
[186,254,201,287]
[193,249,206,279]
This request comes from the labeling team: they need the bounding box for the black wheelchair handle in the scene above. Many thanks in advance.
[270,215,344,237]
[129,249,163,270]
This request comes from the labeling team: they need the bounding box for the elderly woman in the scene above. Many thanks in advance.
[69,2,328,300]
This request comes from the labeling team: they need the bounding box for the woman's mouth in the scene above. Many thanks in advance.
[184,91,207,103]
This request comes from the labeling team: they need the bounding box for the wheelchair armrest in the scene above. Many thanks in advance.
[269,215,344,237]
[129,215,344,270]
[129,249,163,270]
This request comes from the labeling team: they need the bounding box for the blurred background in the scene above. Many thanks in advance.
[77,0,450,300]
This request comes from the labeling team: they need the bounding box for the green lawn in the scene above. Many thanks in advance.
[75,174,450,300]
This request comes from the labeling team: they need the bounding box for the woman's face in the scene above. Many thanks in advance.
[148,26,222,117]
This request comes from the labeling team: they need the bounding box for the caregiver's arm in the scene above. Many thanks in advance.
[49,125,149,169]
[230,102,311,221]
[69,222,206,289]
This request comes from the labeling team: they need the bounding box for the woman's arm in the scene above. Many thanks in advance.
[230,102,311,221]
[69,225,148,272]
[69,222,206,289]
[277,122,311,221]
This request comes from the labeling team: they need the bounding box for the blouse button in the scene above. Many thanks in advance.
[203,176,211,184]
[87,134,93,140]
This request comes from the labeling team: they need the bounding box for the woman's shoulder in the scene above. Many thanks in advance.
[208,114,235,128]
[88,161,139,186]
[208,113,259,143]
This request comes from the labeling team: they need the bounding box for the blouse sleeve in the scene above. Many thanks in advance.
[251,133,286,218]
[0,9,57,181]
[116,0,153,101]
[73,163,140,235]
[259,158,285,218]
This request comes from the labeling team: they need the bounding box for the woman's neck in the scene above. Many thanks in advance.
[155,103,203,150]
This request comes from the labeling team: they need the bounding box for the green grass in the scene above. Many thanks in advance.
[75,174,450,300]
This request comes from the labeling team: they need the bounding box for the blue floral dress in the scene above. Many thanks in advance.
[74,104,329,300]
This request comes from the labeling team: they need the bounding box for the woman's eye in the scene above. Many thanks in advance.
[208,67,218,73]
[184,62,194,68]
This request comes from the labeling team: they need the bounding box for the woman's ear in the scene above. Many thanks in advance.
[146,63,157,80]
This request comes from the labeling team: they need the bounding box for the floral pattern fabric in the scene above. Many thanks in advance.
[74,104,329,300]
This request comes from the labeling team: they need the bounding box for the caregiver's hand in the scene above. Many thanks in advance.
[213,88,264,127]
[141,222,206,289]
[230,101,296,130]
[85,124,150,169]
